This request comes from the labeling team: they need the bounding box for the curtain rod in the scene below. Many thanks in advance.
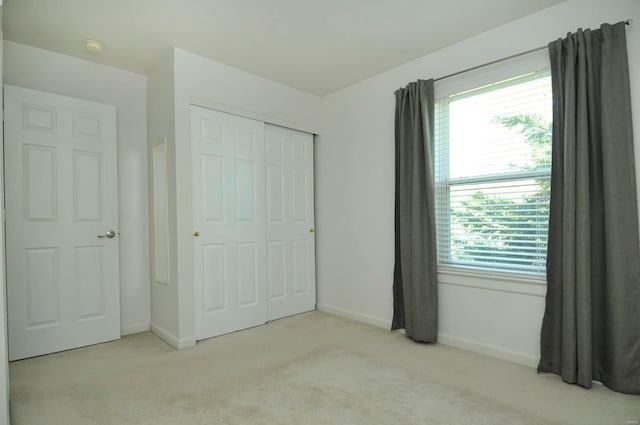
[434,19,633,83]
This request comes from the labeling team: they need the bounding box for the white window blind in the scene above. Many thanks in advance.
[435,66,552,275]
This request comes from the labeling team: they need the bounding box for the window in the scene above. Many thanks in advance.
[435,68,552,276]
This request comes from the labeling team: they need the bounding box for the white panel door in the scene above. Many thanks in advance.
[265,124,316,320]
[5,85,120,361]
[192,106,267,340]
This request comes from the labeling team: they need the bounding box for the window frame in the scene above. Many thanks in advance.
[434,68,552,282]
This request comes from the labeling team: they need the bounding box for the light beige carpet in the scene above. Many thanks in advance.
[9,311,640,425]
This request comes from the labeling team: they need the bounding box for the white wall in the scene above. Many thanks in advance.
[3,41,151,335]
[170,48,322,344]
[316,0,640,365]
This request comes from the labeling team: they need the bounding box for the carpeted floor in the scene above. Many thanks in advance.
[9,311,640,424]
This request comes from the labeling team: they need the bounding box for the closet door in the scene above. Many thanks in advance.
[265,124,316,320]
[192,106,266,340]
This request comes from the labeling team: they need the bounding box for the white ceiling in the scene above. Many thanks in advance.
[4,0,564,96]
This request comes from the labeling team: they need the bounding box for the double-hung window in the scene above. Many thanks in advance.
[434,56,552,277]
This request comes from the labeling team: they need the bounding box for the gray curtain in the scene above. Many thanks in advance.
[391,79,438,342]
[538,22,640,394]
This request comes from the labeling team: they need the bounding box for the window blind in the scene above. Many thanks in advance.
[435,68,552,275]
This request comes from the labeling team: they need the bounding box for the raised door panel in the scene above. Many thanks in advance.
[291,138,308,160]
[72,112,102,140]
[292,239,309,294]
[74,246,105,320]
[25,248,60,328]
[267,165,285,224]
[73,151,102,222]
[201,154,225,223]
[235,159,256,223]
[202,244,226,313]
[234,126,255,151]
[200,118,223,147]
[22,104,57,134]
[24,144,58,222]
[267,241,285,299]
[292,167,308,223]
[237,243,257,306]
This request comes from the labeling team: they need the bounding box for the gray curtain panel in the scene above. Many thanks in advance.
[538,22,640,394]
[391,79,438,342]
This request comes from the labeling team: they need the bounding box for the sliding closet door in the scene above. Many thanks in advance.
[192,106,266,340]
[265,124,316,320]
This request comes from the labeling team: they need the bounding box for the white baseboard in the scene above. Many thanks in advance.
[150,323,177,348]
[150,323,196,349]
[437,332,539,368]
[316,304,390,329]
[178,336,196,349]
[316,304,538,368]
[121,322,150,336]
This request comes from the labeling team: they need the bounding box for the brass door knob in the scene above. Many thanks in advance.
[309,228,315,233]
[193,231,200,237]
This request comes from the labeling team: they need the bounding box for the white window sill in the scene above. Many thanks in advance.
[437,266,546,297]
